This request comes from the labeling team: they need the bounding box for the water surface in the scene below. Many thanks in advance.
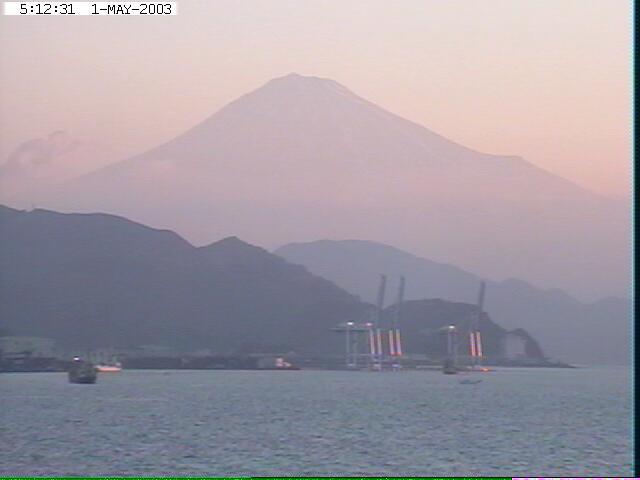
[0,367,632,476]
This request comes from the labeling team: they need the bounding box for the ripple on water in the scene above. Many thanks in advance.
[0,368,632,476]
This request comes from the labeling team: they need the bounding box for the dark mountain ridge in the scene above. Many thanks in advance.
[0,206,363,353]
[1,206,542,360]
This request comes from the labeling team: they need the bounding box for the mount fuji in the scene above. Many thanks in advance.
[41,73,628,299]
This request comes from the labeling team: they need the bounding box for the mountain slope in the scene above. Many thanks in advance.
[0,206,541,359]
[37,73,628,299]
[275,239,630,365]
[0,206,365,353]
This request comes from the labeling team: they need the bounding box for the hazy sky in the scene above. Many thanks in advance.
[0,0,631,197]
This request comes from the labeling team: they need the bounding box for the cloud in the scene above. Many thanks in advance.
[0,131,81,177]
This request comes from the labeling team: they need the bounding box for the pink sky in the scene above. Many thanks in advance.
[0,0,631,197]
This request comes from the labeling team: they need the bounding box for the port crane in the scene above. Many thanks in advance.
[371,274,387,369]
[389,276,405,366]
[469,281,486,370]
[335,274,405,370]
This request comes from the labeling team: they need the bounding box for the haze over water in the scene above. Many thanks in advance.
[0,367,631,476]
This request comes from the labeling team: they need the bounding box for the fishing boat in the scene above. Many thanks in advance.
[68,357,97,384]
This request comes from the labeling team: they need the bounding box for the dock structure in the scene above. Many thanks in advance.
[332,321,374,368]
[334,278,490,372]
[334,274,406,370]
[373,274,387,369]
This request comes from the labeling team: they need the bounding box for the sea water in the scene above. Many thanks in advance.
[0,366,632,476]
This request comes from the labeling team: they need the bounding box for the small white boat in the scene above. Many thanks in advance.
[95,362,122,373]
